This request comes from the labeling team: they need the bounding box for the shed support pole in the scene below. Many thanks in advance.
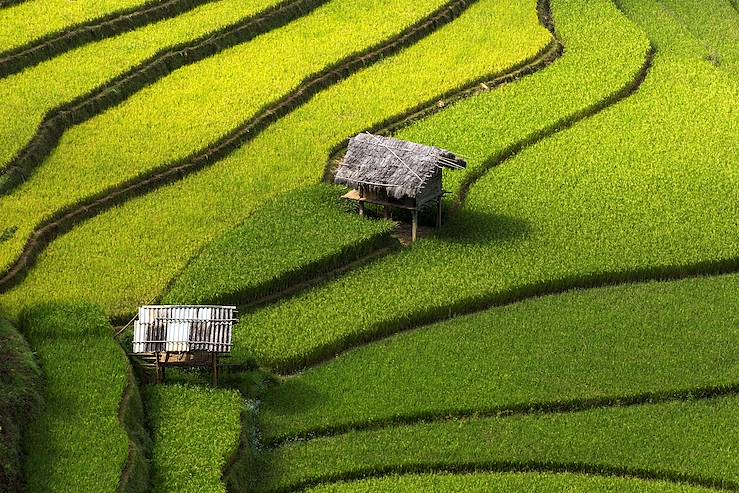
[212,353,219,386]
[155,353,162,384]
[436,197,443,228]
[384,205,390,220]
[412,210,418,242]
[358,189,364,217]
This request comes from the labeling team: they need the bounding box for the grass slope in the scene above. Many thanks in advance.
[658,0,739,79]
[0,0,282,173]
[259,274,739,442]
[259,396,739,492]
[0,0,173,53]
[145,384,242,493]
[20,303,133,493]
[0,0,550,319]
[0,317,42,493]
[305,472,719,493]
[163,185,395,306]
[0,0,452,277]
[230,0,738,372]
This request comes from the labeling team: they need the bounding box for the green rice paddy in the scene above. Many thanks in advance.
[0,0,736,490]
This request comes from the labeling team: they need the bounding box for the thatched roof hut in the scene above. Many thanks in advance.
[335,133,466,203]
[335,133,466,241]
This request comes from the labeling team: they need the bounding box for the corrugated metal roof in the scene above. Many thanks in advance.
[132,305,236,353]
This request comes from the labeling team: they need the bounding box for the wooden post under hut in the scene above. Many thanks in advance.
[334,133,466,242]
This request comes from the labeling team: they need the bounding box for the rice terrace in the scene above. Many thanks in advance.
[0,0,738,491]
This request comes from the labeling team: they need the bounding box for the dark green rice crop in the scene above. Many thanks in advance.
[259,396,739,492]
[259,274,739,443]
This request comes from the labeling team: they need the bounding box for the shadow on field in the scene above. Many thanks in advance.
[267,380,326,416]
[439,209,532,245]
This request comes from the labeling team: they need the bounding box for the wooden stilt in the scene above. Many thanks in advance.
[384,205,390,220]
[436,197,443,228]
[358,189,365,217]
[155,353,162,384]
[212,353,218,386]
[412,209,418,242]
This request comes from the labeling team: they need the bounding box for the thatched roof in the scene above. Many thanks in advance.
[334,133,466,200]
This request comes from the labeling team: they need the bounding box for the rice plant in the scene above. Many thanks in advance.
[0,0,454,278]
[0,0,550,319]
[259,396,739,492]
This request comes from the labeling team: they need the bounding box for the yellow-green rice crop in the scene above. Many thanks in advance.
[658,0,739,79]
[0,0,453,279]
[0,0,283,174]
[20,302,132,493]
[0,0,183,54]
[0,0,550,320]
[145,384,243,493]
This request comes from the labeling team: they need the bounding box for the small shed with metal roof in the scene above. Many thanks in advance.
[128,305,237,385]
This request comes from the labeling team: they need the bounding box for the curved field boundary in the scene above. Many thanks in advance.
[297,472,726,493]
[323,0,562,182]
[281,464,737,493]
[268,384,739,446]
[117,363,151,493]
[278,252,739,375]
[454,47,653,204]
[222,404,261,491]
[0,0,221,79]
[0,0,28,8]
[235,245,398,317]
[248,38,656,373]
[0,0,332,196]
[256,395,739,492]
[0,318,42,493]
[0,0,493,293]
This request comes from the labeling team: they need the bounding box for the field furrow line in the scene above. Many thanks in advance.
[455,48,653,205]
[0,0,28,8]
[116,362,151,493]
[235,246,398,317]
[267,384,739,446]
[280,464,738,493]
[224,0,737,374]
[276,254,739,376]
[256,396,739,492]
[0,0,332,196]
[0,0,490,293]
[0,0,223,78]
[323,0,563,182]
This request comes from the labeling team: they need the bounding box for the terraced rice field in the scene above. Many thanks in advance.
[0,0,736,491]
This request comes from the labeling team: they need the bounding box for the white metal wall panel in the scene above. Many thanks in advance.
[131,305,236,353]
